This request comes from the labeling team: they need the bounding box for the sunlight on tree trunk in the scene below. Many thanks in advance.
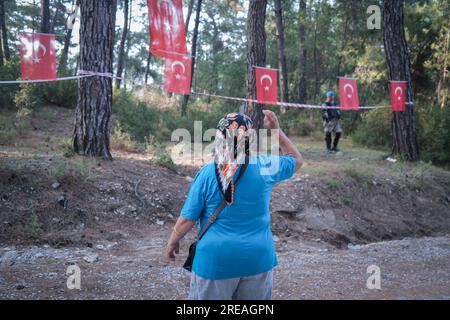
[383,0,420,161]
[73,0,117,160]
[245,0,267,134]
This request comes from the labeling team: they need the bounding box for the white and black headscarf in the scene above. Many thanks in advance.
[214,113,253,205]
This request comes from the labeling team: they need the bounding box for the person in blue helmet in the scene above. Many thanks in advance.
[322,91,342,153]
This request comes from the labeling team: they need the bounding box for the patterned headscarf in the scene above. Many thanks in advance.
[214,113,253,205]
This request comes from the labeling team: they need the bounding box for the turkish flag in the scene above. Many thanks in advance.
[148,0,188,59]
[19,32,56,80]
[339,78,360,110]
[390,81,406,112]
[256,67,278,104]
[163,55,192,95]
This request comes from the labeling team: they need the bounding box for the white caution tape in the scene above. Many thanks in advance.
[191,91,392,110]
[0,70,121,84]
[78,70,121,79]
[0,75,92,84]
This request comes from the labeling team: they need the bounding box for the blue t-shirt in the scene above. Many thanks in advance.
[181,155,296,280]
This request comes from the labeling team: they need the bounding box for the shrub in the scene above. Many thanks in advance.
[152,152,176,171]
[41,66,78,108]
[113,90,234,146]
[14,83,44,110]
[351,108,392,149]
[416,104,450,165]
[0,58,21,109]
[280,109,322,137]
[111,124,139,153]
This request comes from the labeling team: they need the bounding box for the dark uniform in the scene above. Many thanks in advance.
[323,101,342,152]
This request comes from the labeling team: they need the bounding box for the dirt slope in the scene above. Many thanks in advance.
[1,105,449,299]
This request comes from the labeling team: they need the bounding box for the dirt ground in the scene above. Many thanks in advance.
[1,106,450,300]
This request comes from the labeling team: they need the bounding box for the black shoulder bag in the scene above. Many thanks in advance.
[183,162,248,272]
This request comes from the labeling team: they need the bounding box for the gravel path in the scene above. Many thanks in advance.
[1,227,449,300]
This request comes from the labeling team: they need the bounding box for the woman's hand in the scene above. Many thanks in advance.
[263,110,280,130]
[165,217,196,261]
[166,240,180,261]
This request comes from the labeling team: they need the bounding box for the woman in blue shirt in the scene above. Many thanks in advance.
[165,110,303,300]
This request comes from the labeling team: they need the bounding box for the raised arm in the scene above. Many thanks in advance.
[263,110,303,172]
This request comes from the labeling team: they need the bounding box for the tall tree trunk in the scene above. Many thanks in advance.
[312,10,319,103]
[50,0,62,33]
[274,0,289,108]
[144,51,152,89]
[115,0,129,89]
[383,0,419,161]
[122,0,132,90]
[245,0,267,133]
[59,0,79,73]
[73,0,117,160]
[211,16,219,93]
[0,37,3,67]
[297,0,307,103]
[181,0,202,116]
[40,0,51,33]
[438,7,449,109]
[0,0,10,62]
[185,0,194,29]
[336,14,349,77]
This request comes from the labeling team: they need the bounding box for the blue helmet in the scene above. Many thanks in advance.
[326,91,335,98]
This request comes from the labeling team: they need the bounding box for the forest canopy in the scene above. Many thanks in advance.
[0,0,449,164]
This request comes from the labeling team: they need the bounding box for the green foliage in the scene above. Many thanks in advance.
[343,162,373,185]
[151,152,176,172]
[417,104,450,165]
[113,90,234,145]
[48,158,93,179]
[351,108,392,149]
[14,83,44,110]
[41,67,78,108]
[29,210,43,238]
[280,109,322,137]
[0,58,21,109]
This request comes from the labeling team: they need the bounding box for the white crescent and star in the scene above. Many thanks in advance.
[260,75,273,92]
[344,83,354,99]
[395,86,403,101]
[157,0,179,32]
[22,37,48,64]
[171,60,186,80]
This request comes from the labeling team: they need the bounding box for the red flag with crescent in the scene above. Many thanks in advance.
[148,0,188,59]
[19,32,56,80]
[256,67,278,104]
[390,81,406,112]
[163,55,192,95]
[339,78,360,110]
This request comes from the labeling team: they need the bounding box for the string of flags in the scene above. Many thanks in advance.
[0,1,411,113]
[146,0,409,112]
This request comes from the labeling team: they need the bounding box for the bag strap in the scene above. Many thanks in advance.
[197,160,248,241]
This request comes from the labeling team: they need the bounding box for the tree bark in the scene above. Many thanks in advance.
[0,0,10,62]
[312,9,319,103]
[73,0,117,160]
[274,0,289,108]
[144,51,152,88]
[181,0,202,116]
[185,0,194,29]
[0,37,3,67]
[40,0,51,33]
[297,0,307,103]
[115,0,129,89]
[336,14,349,77]
[245,0,267,134]
[383,0,420,161]
[123,0,133,90]
[59,0,79,73]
